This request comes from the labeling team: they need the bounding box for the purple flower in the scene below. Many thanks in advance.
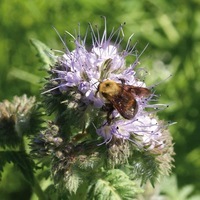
[96,114,167,150]
[38,19,175,192]
[44,18,173,154]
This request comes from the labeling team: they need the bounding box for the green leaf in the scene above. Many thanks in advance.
[64,172,82,194]
[160,175,200,200]
[87,169,143,200]
[130,151,160,186]
[30,38,57,70]
[8,67,41,85]
[0,151,35,184]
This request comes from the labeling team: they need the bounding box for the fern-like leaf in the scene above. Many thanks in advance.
[30,38,57,70]
[87,169,143,200]
[0,151,35,184]
[130,151,160,186]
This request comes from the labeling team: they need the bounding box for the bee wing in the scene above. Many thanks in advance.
[110,91,138,119]
[124,85,151,97]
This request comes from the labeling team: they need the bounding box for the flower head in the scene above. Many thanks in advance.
[40,18,174,189]
[43,20,143,108]
[0,95,43,147]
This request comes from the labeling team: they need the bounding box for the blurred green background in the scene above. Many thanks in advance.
[0,0,200,199]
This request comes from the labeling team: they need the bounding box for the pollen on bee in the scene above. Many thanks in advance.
[99,80,120,96]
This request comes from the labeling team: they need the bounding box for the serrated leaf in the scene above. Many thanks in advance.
[30,38,57,70]
[0,151,35,184]
[64,172,82,194]
[160,176,200,200]
[0,154,7,181]
[54,170,82,195]
[87,169,143,200]
[131,151,160,186]
[92,179,121,200]
[179,185,195,199]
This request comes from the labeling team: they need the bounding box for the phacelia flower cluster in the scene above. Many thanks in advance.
[40,18,174,187]
[44,20,171,151]
[0,95,43,147]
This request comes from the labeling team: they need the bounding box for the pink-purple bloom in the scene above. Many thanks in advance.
[43,19,173,153]
[34,19,175,195]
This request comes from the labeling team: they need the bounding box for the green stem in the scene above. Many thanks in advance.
[18,136,47,199]
[32,177,47,200]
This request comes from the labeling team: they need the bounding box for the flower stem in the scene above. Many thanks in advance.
[32,177,47,200]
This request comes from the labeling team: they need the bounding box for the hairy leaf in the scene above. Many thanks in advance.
[0,151,35,184]
[130,151,160,186]
[87,169,143,200]
[30,38,57,70]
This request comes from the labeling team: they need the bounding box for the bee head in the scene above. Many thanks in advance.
[99,80,120,96]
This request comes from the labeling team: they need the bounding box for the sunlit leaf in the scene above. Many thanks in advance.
[30,38,57,70]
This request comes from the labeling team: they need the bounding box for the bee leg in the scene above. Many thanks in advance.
[101,103,115,124]
[106,105,115,124]
[118,78,126,85]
